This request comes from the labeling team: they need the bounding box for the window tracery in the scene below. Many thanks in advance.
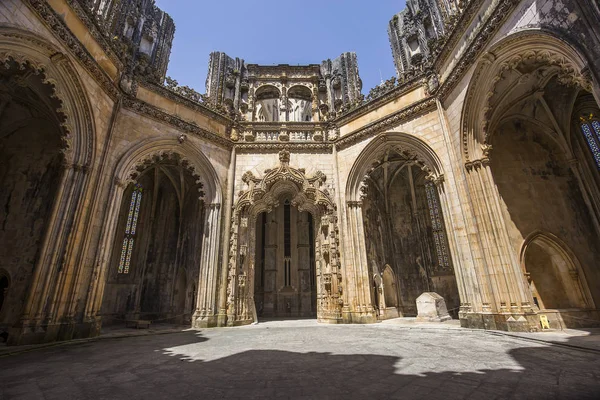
[425,182,450,270]
[580,114,600,169]
[118,184,143,274]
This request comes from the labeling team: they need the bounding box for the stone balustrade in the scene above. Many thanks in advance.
[239,123,327,142]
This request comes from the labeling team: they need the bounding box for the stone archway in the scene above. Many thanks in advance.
[345,133,460,322]
[460,30,600,330]
[85,138,223,334]
[0,27,96,344]
[521,232,594,311]
[225,149,342,325]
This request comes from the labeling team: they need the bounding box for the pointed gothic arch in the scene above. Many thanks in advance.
[85,137,223,331]
[345,132,460,319]
[458,30,600,326]
[0,26,98,344]
[520,231,594,311]
[461,30,595,164]
[346,132,445,202]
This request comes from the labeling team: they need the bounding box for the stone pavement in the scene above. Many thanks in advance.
[1,319,600,399]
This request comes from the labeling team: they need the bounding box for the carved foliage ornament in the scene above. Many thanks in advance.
[236,149,334,216]
[0,54,74,160]
[359,142,444,201]
[122,150,205,198]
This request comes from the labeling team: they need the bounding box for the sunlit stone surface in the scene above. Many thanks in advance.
[2,321,600,399]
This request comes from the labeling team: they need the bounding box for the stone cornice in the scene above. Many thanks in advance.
[25,0,120,100]
[234,143,333,152]
[247,64,321,77]
[333,76,424,126]
[64,0,124,69]
[138,80,232,125]
[122,98,233,150]
[437,0,521,100]
[240,121,327,130]
[434,0,486,69]
[334,97,437,150]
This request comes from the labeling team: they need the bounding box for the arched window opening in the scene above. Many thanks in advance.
[118,184,143,274]
[425,182,451,270]
[579,114,600,169]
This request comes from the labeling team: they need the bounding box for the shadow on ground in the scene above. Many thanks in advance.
[1,330,599,399]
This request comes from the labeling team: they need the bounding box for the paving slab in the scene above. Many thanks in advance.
[1,320,599,399]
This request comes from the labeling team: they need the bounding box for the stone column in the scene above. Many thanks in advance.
[312,87,320,122]
[45,163,91,326]
[193,203,222,328]
[218,148,236,326]
[297,213,311,315]
[342,201,376,323]
[83,178,128,330]
[464,154,535,330]
[18,162,88,334]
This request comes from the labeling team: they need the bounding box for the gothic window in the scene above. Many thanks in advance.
[425,182,451,270]
[118,184,143,274]
[580,115,600,169]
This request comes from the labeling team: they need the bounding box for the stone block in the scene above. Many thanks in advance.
[416,292,451,322]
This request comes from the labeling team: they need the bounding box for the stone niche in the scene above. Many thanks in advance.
[416,292,451,322]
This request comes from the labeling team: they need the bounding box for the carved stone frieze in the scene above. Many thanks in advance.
[122,98,233,149]
[24,0,120,100]
[438,0,521,100]
[335,97,437,150]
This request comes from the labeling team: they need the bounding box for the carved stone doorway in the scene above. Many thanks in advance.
[254,201,317,319]
[226,150,342,326]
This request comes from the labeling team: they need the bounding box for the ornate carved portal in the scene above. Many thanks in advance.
[225,150,342,325]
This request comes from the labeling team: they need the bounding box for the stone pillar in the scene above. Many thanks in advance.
[45,164,91,326]
[14,162,89,344]
[464,154,535,330]
[312,87,320,122]
[218,148,236,326]
[83,177,128,331]
[342,201,377,323]
[193,203,222,328]
[297,213,311,315]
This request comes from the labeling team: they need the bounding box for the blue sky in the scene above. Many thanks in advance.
[155,0,406,95]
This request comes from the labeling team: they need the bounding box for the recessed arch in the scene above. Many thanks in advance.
[226,150,342,325]
[346,132,445,202]
[255,84,281,100]
[0,25,96,167]
[461,30,595,163]
[287,85,312,101]
[113,137,223,204]
[520,230,595,310]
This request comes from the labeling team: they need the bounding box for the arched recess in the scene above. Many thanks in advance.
[345,132,462,320]
[254,84,281,122]
[382,265,398,309]
[520,231,594,311]
[84,137,222,332]
[287,85,313,122]
[225,149,342,325]
[460,30,600,327]
[462,30,595,163]
[0,27,96,344]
